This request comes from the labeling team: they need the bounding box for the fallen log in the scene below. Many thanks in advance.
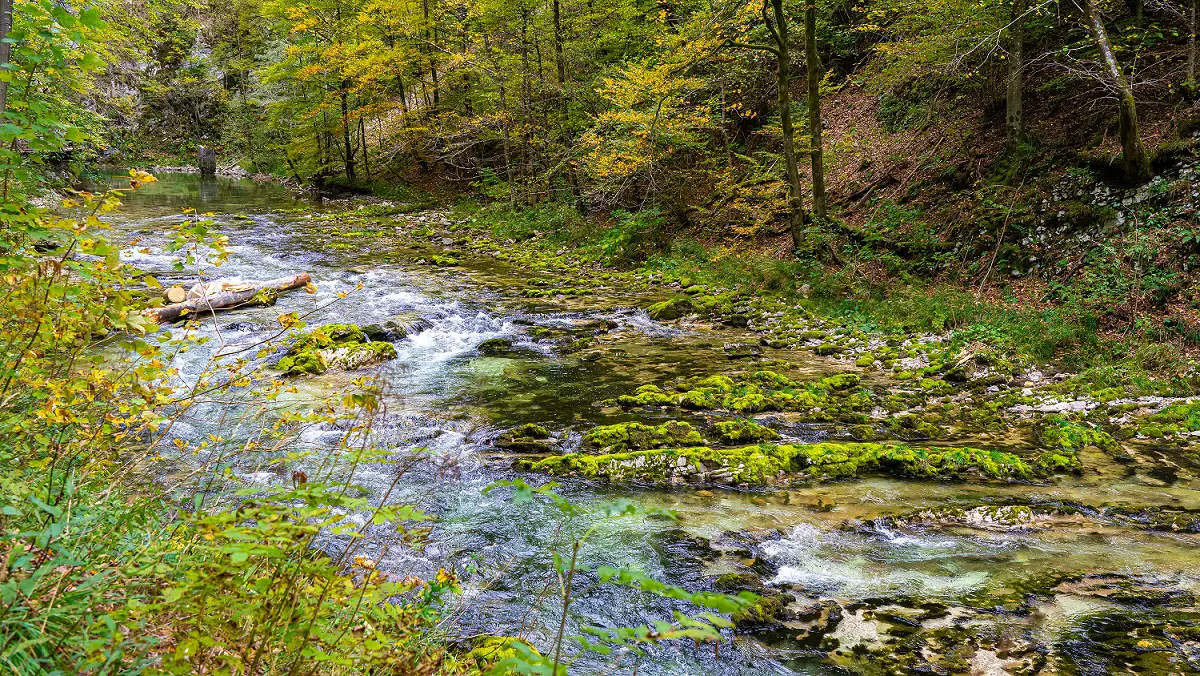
[145,273,312,324]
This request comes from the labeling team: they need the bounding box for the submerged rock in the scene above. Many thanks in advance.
[276,323,398,375]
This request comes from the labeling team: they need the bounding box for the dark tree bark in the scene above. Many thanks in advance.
[1083,0,1150,182]
[1189,0,1196,86]
[1006,0,1025,145]
[770,0,807,249]
[804,0,826,221]
[553,0,586,212]
[339,82,355,182]
[729,0,808,249]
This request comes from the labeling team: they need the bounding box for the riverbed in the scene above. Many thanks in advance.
[99,172,1200,675]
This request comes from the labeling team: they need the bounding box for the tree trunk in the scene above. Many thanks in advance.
[1189,0,1196,86]
[553,0,585,213]
[145,274,312,324]
[359,116,370,180]
[804,0,826,221]
[0,0,11,119]
[1084,0,1150,182]
[423,0,439,107]
[771,0,807,249]
[1006,0,1025,145]
[340,83,355,182]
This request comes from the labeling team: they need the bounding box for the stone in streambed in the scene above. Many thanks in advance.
[276,323,398,375]
[495,423,558,453]
[646,296,694,321]
[362,314,432,342]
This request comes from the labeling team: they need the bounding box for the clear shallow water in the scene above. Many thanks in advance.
[97,173,1200,674]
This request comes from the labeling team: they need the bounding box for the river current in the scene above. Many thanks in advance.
[99,173,1200,675]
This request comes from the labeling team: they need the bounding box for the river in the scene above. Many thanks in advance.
[97,172,1200,675]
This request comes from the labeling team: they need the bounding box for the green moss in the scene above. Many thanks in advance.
[713,572,763,591]
[496,424,555,453]
[814,343,841,355]
[749,371,795,387]
[730,594,786,630]
[509,423,549,439]
[527,441,1035,484]
[430,254,459,266]
[276,323,397,375]
[616,384,675,407]
[679,389,721,409]
[478,338,516,356]
[855,355,876,367]
[724,393,770,413]
[467,635,540,668]
[583,421,704,452]
[714,419,780,444]
[529,326,553,339]
[646,296,694,321]
[1036,414,1120,454]
[692,375,735,392]
[277,351,326,375]
[819,373,860,391]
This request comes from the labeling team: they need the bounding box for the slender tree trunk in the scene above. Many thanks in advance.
[423,0,439,106]
[552,0,585,212]
[0,0,11,119]
[1189,0,1196,86]
[771,0,807,249]
[804,0,826,221]
[340,83,355,182]
[1006,0,1025,145]
[359,116,370,180]
[1083,0,1150,182]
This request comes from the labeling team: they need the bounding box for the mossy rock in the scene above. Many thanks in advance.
[616,384,675,407]
[430,254,459,266]
[646,296,694,321]
[584,421,703,452]
[362,314,431,342]
[730,593,789,631]
[496,424,557,453]
[525,441,1035,485]
[477,337,527,357]
[714,419,780,444]
[679,389,721,410]
[277,324,398,375]
[819,373,860,391]
[814,343,842,355]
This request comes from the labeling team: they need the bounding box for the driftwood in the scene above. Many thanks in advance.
[145,273,312,323]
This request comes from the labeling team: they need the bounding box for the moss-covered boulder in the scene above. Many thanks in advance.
[714,419,780,444]
[583,421,704,452]
[616,384,675,407]
[276,323,398,375]
[362,314,431,342]
[495,423,556,453]
[730,593,791,631]
[477,337,535,358]
[646,296,694,321]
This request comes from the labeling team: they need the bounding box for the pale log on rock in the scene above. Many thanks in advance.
[145,273,312,323]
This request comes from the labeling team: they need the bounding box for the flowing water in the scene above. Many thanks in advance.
[97,173,1200,674]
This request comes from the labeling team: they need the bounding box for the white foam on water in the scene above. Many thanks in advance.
[763,524,991,598]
